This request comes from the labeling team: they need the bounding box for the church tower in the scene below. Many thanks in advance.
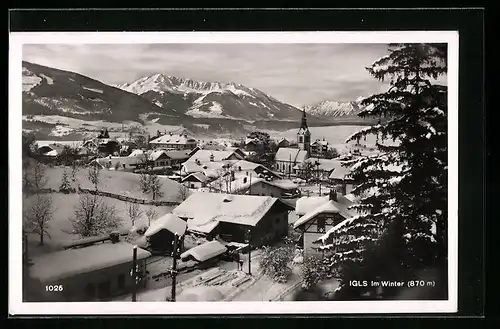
[297,109,311,153]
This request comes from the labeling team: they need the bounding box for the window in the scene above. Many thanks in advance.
[317,218,326,233]
[97,281,111,300]
[190,183,195,188]
[117,274,125,290]
[84,283,96,300]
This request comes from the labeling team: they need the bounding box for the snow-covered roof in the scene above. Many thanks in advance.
[149,150,168,161]
[165,150,191,160]
[275,147,308,163]
[293,196,355,229]
[180,240,227,263]
[312,140,329,146]
[188,220,220,234]
[186,149,244,163]
[328,161,353,180]
[231,159,261,171]
[128,149,145,157]
[182,172,209,183]
[95,155,145,168]
[30,242,151,282]
[149,133,197,145]
[296,196,330,216]
[182,160,237,175]
[144,213,187,237]
[267,179,298,190]
[173,192,285,227]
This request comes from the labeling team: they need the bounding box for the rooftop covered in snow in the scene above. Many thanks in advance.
[275,147,308,163]
[144,213,187,237]
[30,242,151,282]
[180,240,227,263]
[149,133,197,145]
[173,192,292,227]
[186,149,245,163]
[293,198,355,229]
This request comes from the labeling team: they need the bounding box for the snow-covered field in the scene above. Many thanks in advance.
[43,166,188,203]
[23,115,143,131]
[25,193,174,248]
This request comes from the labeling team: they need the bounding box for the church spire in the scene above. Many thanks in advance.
[300,108,308,130]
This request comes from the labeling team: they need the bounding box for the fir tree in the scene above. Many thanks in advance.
[59,168,72,193]
[320,44,448,299]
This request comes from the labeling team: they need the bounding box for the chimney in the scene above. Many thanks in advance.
[340,183,347,195]
[210,153,215,162]
[329,188,338,202]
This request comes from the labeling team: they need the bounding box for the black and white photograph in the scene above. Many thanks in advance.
[9,31,458,314]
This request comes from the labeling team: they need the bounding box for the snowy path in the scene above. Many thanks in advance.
[230,265,303,301]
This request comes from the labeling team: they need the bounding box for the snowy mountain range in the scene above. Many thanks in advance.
[22,61,374,138]
[115,74,305,122]
[303,97,374,119]
[22,61,182,123]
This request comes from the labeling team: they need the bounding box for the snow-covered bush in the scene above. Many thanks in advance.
[259,245,294,283]
[300,256,331,289]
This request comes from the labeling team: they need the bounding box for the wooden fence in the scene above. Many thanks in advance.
[77,186,181,207]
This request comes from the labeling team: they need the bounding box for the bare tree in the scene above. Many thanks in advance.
[71,194,121,237]
[139,171,150,193]
[145,207,158,226]
[176,185,190,202]
[24,194,53,245]
[126,201,143,227]
[87,162,101,190]
[32,161,48,192]
[148,173,163,200]
[71,160,80,182]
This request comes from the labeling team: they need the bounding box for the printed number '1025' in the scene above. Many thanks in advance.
[45,285,63,292]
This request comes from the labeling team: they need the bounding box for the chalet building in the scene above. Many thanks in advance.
[143,213,187,255]
[36,143,66,157]
[293,189,355,257]
[173,192,294,247]
[28,239,151,302]
[182,172,210,189]
[310,138,330,158]
[149,132,197,150]
[231,160,282,180]
[232,177,300,199]
[277,138,290,148]
[180,149,246,178]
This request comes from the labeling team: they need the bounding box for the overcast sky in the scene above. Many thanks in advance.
[24,43,394,107]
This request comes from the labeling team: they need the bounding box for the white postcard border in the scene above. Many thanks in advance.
[9,31,459,315]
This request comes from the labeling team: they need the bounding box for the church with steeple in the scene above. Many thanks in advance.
[273,109,311,176]
[297,109,311,153]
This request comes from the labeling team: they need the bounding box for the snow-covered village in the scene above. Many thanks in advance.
[20,42,448,303]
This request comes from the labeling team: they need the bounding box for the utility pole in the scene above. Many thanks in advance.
[249,173,252,195]
[170,233,179,302]
[131,245,137,302]
[246,229,252,276]
[288,153,291,179]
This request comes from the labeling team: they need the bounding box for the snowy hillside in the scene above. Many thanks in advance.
[304,96,375,119]
[115,74,305,122]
